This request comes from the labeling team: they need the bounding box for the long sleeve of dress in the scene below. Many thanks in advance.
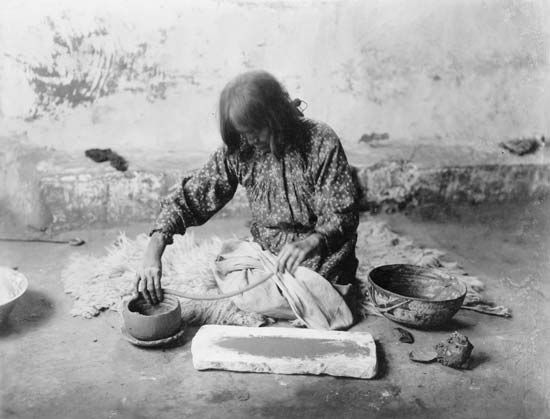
[150,147,238,243]
[312,126,359,253]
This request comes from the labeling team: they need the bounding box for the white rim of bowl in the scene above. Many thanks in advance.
[0,267,29,305]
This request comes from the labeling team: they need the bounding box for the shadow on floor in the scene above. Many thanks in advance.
[466,350,491,370]
[0,289,55,337]
[427,316,476,333]
[375,338,388,379]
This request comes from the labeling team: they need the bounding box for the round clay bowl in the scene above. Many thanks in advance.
[0,267,29,325]
[122,293,182,341]
[368,264,467,328]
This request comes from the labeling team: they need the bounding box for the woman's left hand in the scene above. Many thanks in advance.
[276,233,324,274]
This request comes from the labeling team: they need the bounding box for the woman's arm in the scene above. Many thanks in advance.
[136,147,239,304]
[136,231,168,305]
[150,147,239,242]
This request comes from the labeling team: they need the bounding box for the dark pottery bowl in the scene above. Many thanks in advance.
[122,293,182,341]
[368,264,467,328]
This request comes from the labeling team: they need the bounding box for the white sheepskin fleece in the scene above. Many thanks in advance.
[61,219,508,325]
[61,232,267,326]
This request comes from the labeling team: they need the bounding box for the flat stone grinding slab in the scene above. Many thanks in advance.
[191,325,377,379]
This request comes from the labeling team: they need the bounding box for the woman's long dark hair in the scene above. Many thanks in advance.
[219,70,307,158]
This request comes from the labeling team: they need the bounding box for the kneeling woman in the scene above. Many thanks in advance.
[136,70,359,327]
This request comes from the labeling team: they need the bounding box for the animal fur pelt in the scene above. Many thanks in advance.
[61,232,268,326]
[61,219,510,325]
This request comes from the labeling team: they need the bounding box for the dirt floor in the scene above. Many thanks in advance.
[1,199,549,419]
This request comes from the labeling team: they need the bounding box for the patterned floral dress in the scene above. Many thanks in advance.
[151,119,359,289]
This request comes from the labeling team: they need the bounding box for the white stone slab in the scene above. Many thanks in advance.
[191,325,377,379]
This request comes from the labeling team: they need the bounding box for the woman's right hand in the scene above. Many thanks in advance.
[135,232,168,305]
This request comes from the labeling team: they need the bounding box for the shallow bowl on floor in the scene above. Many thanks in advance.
[122,292,182,341]
[0,266,29,325]
[367,264,467,328]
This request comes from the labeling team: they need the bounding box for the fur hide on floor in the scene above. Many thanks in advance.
[61,219,510,325]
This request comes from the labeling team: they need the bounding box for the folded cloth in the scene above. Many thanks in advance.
[213,239,354,330]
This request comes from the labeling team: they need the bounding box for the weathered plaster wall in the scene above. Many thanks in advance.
[1,0,548,154]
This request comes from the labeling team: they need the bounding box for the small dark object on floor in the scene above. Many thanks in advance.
[435,331,474,368]
[85,148,128,172]
[409,332,474,369]
[395,327,414,343]
[499,137,545,156]
[358,132,390,143]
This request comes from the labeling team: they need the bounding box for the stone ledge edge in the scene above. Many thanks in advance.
[30,161,550,231]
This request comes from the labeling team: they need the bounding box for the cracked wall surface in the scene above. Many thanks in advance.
[1,0,548,155]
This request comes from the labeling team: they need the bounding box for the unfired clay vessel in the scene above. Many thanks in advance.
[122,293,182,341]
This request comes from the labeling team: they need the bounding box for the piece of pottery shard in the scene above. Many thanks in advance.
[409,349,438,364]
[191,325,377,379]
[395,327,414,344]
